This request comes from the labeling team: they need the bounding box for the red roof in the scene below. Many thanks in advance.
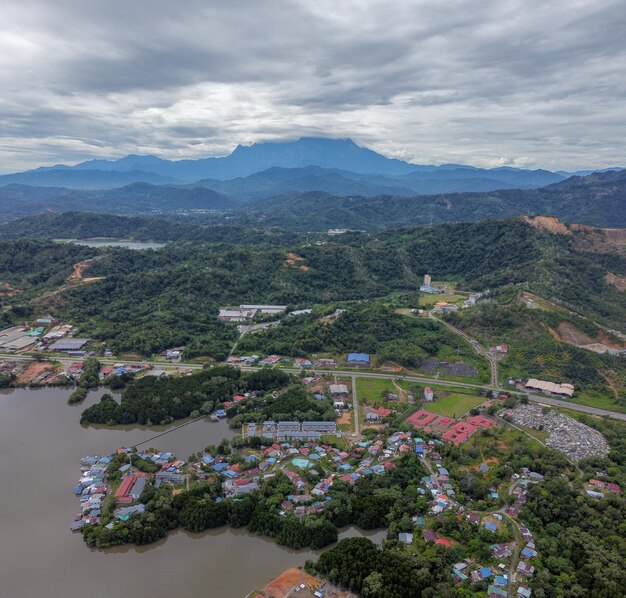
[115,475,136,499]
[443,422,478,445]
[374,407,392,417]
[431,416,455,431]
[468,415,496,429]
[406,409,439,429]
[435,538,453,547]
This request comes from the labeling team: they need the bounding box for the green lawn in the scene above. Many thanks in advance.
[418,293,465,307]
[356,377,410,405]
[427,392,484,418]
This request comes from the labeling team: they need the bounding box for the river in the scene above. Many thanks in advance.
[0,387,384,598]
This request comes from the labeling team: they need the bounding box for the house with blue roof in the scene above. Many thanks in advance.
[479,567,493,579]
[484,522,498,532]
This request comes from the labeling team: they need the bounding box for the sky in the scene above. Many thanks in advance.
[1,0,625,173]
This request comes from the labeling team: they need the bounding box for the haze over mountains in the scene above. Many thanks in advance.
[0,137,624,230]
[0,137,603,192]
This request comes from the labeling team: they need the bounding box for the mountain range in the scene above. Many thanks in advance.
[1,137,606,194]
[1,170,625,232]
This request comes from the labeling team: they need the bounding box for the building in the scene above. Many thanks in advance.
[423,274,432,286]
[346,353,370,368]
[432,301,458,313]
[261,420,337,441]
[240,304,286,314]
[524,378,575,398]
[218,308,257,322]
[49,338,90,352]
[329,384,349,398]
[424,387,434,401]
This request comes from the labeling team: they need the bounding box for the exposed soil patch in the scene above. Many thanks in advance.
[260,567,323,598]
[523,215,571,235]
[336,412,352,426]
[0,281,20,297]
[605,272,626,291]
[68,260,94,282]
[284,252,310,272]
[15,361,55,385]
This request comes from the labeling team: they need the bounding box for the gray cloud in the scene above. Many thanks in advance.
[0,0,625,172]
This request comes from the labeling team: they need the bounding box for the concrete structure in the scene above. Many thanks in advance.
[240,304,287,314]
[218,308,256,322]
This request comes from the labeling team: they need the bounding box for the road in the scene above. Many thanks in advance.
[527,394,626,421]
[429,311,499,387]
[3,352,626,421]
[351,375,360,438]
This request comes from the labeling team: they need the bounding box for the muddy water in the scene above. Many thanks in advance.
[0,387,384,598]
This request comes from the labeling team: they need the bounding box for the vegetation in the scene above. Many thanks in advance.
[68,357,101,404]
[80,366,290,425]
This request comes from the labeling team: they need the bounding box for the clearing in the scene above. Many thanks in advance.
[284,252,310,272]
[0,281,20,297]
[15,361,55,385]
[257,567,323,598]
[356,377,409,405]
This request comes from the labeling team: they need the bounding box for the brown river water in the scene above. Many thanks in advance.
[0,387,384,598]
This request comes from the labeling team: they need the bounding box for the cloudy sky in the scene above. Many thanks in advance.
[1,0,625,172]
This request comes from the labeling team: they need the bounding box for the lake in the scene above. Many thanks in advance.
[58,238,168,250]
[0,387,384,598]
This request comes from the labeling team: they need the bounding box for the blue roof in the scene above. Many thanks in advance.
[347,353,370,362]
[480,567,492,578]
[485,522,498,531]
[494,575,507,585]
[212,463,228,472]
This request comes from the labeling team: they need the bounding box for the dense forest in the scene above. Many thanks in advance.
[80,366,291,425]
[0,217,624,401]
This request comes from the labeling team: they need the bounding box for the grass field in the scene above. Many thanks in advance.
[356,377,409,404]
[427,392,485,418]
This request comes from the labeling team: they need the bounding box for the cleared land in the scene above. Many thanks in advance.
[418,293,465,306]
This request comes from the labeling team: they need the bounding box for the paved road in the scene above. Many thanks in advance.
[351,375,360,438]
[527,394,626,421]
[3,352,626,421]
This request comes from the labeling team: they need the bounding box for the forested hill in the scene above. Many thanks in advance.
[0,169,625,229]
[0,217,624,356]
[244,170,626,230]
[0,212,299,246]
